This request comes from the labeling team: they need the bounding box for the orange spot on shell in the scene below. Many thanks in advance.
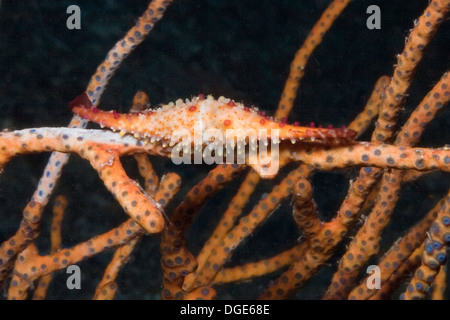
[189,106,197,112]
[224,119,231,126]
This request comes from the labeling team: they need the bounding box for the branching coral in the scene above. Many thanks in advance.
[0,0,448,300]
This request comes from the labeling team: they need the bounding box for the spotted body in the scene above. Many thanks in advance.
[71,94,356,147]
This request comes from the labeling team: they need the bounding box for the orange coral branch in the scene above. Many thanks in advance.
[325,71,450,299]
[285,142,450,172]
[348,76,390,138]
[348,193,446,299]
[193,169,260,272]
[32,195,68,300]
[375,0,450,143]
[276,0,351,119]
[161,164,244,299]
[0,201,43,287]
[401,194,450,299]
[32,0,173,208]
[292,178,322,239]
[431,263,447,300]
[213,245,307,285]
[80,143,164,233]
[184,165,312,292]
[8,217,145,299]
[0,0,448,301]
[93,172,180,300]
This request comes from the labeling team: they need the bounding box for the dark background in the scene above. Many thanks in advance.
[0,0,449,299]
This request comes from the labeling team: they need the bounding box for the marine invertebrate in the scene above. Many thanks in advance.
[0,0,448,300]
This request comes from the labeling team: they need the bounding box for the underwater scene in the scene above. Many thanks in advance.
[0,0,449,300]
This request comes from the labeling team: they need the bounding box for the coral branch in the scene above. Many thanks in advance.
[184,165,312,292]
[348,76,390,138]
[286,142,450,172]
[401,194,450,299]
[8,217,145,299]
[32,195,67,300]
[349,193,447,299]
[0,0,448,301]
[276,0,351,119]
[375,0,450,143]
